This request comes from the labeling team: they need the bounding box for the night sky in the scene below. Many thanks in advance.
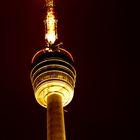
[0,0,133,140]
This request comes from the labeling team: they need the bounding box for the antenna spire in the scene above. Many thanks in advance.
[44,0,58,46]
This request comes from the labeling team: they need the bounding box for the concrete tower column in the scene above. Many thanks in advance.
[47,94,66,140]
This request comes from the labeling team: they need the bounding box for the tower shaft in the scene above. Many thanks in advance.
[47,94,66,140]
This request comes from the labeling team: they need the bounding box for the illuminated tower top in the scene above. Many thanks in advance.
[30,0,76,108]
[30,47,76,108]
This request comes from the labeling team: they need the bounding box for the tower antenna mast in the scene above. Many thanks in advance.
[44,0,58,46]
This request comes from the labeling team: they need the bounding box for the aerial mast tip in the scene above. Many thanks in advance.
[44,0,58,46]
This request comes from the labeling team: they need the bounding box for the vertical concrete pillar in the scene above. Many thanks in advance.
[47,94,66,140]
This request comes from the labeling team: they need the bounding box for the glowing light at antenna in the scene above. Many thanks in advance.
[45,8,57,44]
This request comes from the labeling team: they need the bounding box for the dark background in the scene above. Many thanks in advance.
[0,0,134,140]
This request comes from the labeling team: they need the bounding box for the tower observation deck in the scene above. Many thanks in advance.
[30,0,76,140]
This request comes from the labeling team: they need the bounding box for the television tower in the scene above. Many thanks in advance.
[30,0,76,140]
